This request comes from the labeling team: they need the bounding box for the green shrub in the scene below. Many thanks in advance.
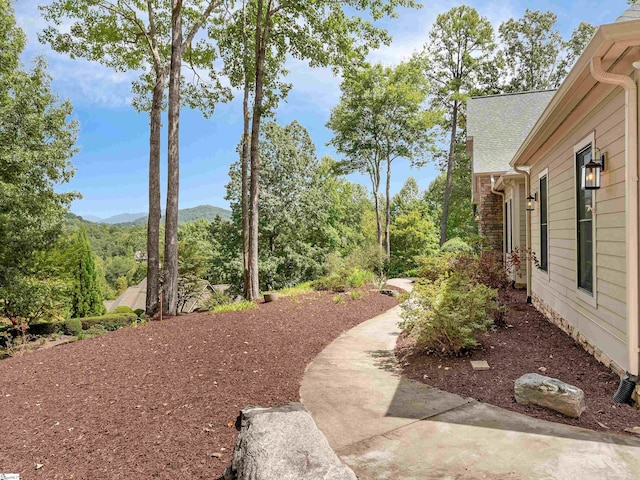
[440,237,473,255]
[28,321,62,336]
[415,255,453,282]
[400,273,498,355]
[311,275,347,293]
[209,301,255,313]
[79,313,137,331]
[344,267,373,288]
[133,308,145,317]
[202,289,233,310]
[332,294,344,304]
[349,290,363,300]
[77,325,107,339]
[63,318,82,335]
[111,306,134,314]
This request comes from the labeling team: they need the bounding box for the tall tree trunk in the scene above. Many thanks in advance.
[384,156,392,260]
[241,80,251,299]
[247,0,271,300]
[145,73,166,318]
[163,0,183,316]
[369,160,382,248]
[440,100,458,246]
[241,0,251,299]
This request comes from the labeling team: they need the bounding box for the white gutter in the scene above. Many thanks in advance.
[490,176,505,256]
[590,56,639,377]
[513,166,532,303]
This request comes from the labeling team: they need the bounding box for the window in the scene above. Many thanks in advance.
[540,175,548,272]
[576,145,594,294]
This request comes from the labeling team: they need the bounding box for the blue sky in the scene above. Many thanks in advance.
[14,0,630,218]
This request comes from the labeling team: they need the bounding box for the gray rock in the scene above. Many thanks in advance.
[514,373,586,418]
[229,403,356,480]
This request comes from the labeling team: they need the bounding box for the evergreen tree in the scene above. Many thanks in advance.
[70,228,105,318]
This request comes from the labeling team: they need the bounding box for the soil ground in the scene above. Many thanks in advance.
[396,287,639,435]
[0,287,397,479]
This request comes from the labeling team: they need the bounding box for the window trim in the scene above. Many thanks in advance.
[573,132,597,308]
[538,168,550,280]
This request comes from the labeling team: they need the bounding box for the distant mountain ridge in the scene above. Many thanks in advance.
[76,204,232,225]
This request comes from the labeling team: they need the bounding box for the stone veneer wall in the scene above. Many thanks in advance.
[478,176,503,252]
[532,293,640,405]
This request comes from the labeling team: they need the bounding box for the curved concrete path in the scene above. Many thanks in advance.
[301,278,640,480]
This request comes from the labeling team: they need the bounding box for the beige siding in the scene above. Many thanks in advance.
[530,89,628,370]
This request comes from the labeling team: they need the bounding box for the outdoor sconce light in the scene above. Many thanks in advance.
[582,148,606,190]
[526,193,537,211]
[473,204,480,222]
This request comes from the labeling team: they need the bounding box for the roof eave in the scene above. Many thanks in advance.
[511,20,640,168]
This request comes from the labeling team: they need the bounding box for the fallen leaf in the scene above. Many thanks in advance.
[35,463,44,470]
[597,422,609,429]
[624,427,640,435]
[227,421,234,428]
[538,367,547,372]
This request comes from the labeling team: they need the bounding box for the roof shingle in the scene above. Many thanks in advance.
[467,90,555,174]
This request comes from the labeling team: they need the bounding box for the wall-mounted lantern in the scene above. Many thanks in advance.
[473,204,480,222]
[582,148,606,190]
[526,192,537,211]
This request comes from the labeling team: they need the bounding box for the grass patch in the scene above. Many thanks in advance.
[209,301,256,314]
[333,294,344,304]
[349,290,363,300]
[265,282,314,297]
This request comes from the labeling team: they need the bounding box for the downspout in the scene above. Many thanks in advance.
[513,166,532,304]
[590,56,639,399]
[490,176,505,257]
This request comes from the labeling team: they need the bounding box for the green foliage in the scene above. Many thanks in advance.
[415,255,454,283]
[28,320,62,336]
[452,251,510,290]
[400,274,498,354]
[0,2,78,324]
[312,276,348,293]
[70,227,105,318]
[209,301,255,314]
[78,313,137,331]
[349,290,363,300]
[63,318,82,336]
[499,10,596,91]
[344,268,374,288]
[441,238,473,255]
[425,144,477,241]
[133,308,145,317]
[333,294,344,304]
[77,324,107,340]
[111,306,134,314]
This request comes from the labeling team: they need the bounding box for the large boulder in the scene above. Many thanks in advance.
[514,373,586,418]
[228,403,356,480]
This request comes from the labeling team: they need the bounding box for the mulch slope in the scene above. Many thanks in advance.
[0,288,397,479]
[396,287,639,434]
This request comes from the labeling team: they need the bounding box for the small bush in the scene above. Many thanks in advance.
[202,289,233,310]
[415,255,453,283]
[440,237,473,255]
[349,290,363,300]
[28,321,62,336]
[63,318,82,336]
[372,274,387,290]
[333,294,344,304]
[453,250,509,289]
[275,282,313,296]
[344,267,373,288]
[311,275,347,293]
[78,325,107,339]
[111,306,134,314]
[400,273,498,355]
[133,308,145,318]
[209,301,255,314]
[79,313,137,331]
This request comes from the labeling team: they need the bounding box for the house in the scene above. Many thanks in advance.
[467,5,640,403]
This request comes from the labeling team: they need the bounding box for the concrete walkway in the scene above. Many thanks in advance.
[300,278,640,479]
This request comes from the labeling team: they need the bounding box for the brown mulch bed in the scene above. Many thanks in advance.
[0,287,397,479]
[396,287,639,435]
